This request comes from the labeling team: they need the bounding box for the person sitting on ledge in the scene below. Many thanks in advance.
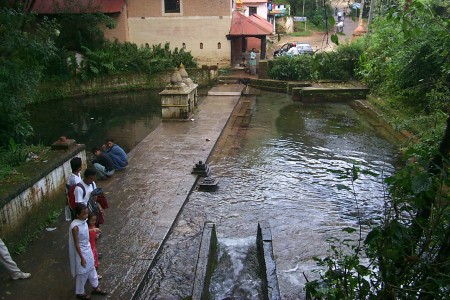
[92,147,115,180]
[239,57,247,67]
[103,139,128,170]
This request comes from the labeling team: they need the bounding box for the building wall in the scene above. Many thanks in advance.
[125,0,232,65]
[243,2,268,19]
[128,16,232,66]
[128,0,231,17]
[103,7,130,42]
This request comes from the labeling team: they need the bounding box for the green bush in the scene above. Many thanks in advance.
[78,41,197,80]
[268,55,313,81]
[0,9,59,146]
[358,10,450,113]
[269,42,363,81]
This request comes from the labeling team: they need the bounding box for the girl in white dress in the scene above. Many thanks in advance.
[69,204,107,299]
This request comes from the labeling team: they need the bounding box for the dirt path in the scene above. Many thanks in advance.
[267,0,358,58]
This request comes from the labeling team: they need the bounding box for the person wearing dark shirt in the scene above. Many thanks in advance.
[92,147,115,179]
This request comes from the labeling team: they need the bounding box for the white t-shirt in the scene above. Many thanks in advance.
[66,173,81,187]
[287,46,299,56]
[74,181,96,206]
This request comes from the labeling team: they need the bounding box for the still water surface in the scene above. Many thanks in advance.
[136,91,397,299]
[28,90,162,153]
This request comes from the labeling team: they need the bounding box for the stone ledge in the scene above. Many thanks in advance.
[0,144,85,207]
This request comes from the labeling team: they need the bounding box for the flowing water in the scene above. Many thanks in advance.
[210,237,263,299]
[136,91,397,299]
[29,88,397,299]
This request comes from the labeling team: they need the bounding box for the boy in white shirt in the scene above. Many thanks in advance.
[75,169,97,206]
[66,157,82,190]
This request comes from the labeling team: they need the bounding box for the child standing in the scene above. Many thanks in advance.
[88,213,101,279]
[69,204,107,299]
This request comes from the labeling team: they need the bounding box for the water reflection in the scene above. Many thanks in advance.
[28,90,162,153]
[135,91,397,299]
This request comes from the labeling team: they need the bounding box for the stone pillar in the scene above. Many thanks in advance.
[159,66,198,120]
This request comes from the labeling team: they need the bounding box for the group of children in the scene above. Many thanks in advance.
[66,139,128,299]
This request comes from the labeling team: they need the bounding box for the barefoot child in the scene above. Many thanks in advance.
[87,213,101,279]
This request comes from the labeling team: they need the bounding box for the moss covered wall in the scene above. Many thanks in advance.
[38,67,219,101]
[0,145,86,242]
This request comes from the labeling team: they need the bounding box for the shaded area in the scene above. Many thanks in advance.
[28,90,162,152]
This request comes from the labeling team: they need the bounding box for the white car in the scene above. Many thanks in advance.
[274,42,314,57]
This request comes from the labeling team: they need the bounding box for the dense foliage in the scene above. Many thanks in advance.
[268,42,363,81]
[0,8,197,148]
[54,12,115,51]
[286,0,334,30]
[359,1,450,114]
[305,1,450,298]
[78,41,197,80]
[0,9,59,145]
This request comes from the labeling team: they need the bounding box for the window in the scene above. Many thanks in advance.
[164,0,180,13]
[249,7,257,16]
[182,43,186,49]
[217,42,221,49]
[200,43,203,49]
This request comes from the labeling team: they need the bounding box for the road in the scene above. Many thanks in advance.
[268,0,359,58]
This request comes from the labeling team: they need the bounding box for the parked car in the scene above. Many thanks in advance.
[274,42,314,57]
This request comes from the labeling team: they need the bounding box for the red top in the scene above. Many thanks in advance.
[89,227,99,268]
[229,11,273,36]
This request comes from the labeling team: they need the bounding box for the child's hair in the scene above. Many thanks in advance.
[84,168,96,178]
[70,157,82,172]
[75,203,87,217]
[92,147,102,155]
[87,212,97,224]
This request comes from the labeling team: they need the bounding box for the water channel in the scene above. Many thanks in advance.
[136,91,397,299]
[29,88,397,299]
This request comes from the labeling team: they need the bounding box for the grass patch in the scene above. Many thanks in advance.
[5,200,63,254]
[219,67,233,76]
[291,21,325,37]
[367,94,447,139]
[291,30,314,37]
[0,143,51,182]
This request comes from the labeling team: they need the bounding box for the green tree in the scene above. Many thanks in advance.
[0,8,58,146]
[306,1,450,298]
[54,12,115,52]
[359,0,450,113]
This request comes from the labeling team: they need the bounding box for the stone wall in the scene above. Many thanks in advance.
[39,67,219,101]
[0,145,86,239]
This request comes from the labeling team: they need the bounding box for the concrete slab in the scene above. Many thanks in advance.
[208,91,242,96]
[207,84,244,96]
[0,84,243,300]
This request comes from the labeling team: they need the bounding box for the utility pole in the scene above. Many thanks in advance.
[367,0,375,32]
[352,0,367,38]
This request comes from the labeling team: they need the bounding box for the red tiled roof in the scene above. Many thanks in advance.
[248,14,273,33]
[229,11,272,36]
[28,0,125,14]
[242,0,268,3]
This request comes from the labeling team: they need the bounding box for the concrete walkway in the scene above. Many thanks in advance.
[0,84,243,300]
